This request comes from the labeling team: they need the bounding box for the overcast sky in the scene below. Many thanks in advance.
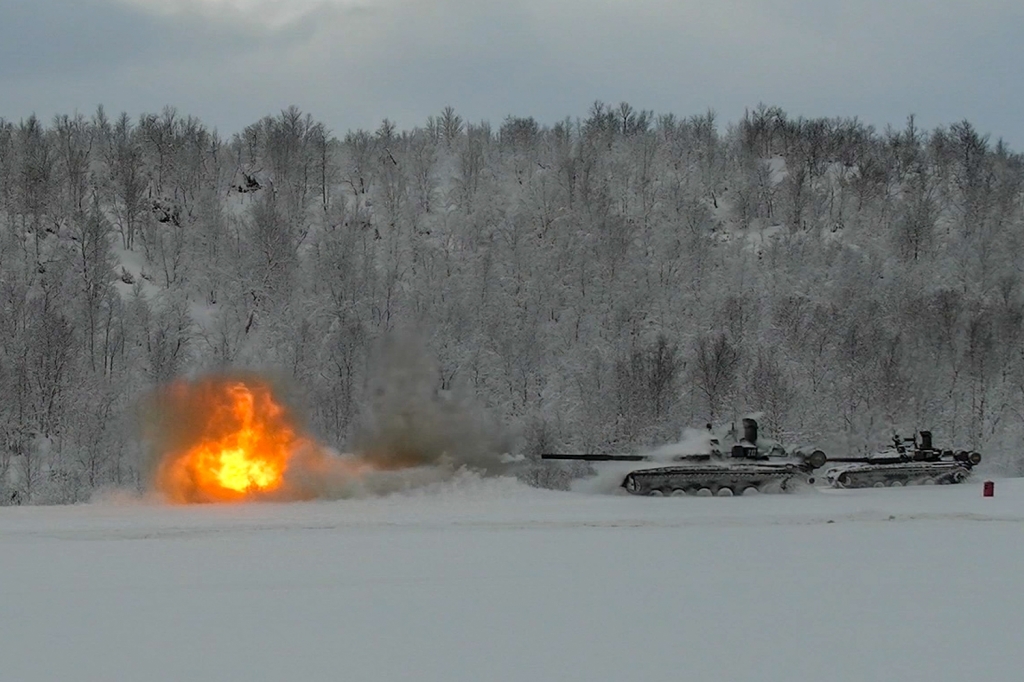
[2,0,1021,147]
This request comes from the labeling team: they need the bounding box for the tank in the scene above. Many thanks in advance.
[824,431,982,488]
[541,418,827,496]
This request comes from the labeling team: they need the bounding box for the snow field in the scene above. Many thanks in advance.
[1,476,1022,682]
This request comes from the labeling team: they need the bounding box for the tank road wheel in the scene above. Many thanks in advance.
[890,480,904,487]
[922,478,937,485]
[716,487,735,497]
[741,486,760,496]
[835,473,852,489]
[670,488,687,497]
[873,481,886,488]
[648,489,665,497]
[696,487,714,497]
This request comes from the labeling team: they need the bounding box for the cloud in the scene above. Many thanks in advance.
[0,0,155,79]
[112,0,371,29]
[0,0,1020,147]
[0,0,257,80]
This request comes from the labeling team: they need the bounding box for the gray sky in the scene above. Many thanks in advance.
[2,0,1021,148]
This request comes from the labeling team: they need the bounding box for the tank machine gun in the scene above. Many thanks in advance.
[824,431,981,488]
[541,418,827,496]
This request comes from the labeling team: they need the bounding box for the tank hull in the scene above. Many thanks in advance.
[622,463,817,496]
[825,461,972,488]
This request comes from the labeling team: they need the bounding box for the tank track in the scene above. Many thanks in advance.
[826,462,972,488]
[622,464,815,496]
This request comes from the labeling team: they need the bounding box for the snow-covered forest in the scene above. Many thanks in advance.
[1,102,1023,503]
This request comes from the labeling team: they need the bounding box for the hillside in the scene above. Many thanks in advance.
[1,103,1022,503]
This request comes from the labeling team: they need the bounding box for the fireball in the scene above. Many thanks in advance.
[149,375,319,503]
[144,367,492,503]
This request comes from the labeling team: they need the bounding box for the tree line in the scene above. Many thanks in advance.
[1,101,1022,503]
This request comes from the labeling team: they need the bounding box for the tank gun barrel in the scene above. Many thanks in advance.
[826,456,899,464]
[540,453,648,462]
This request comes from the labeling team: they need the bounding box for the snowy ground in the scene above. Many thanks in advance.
[2,476,1022,682]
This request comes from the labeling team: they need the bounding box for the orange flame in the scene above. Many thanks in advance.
[150,375,323,503]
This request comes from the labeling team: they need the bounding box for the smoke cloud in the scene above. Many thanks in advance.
[352,334,513,473]
[141,335,516,503]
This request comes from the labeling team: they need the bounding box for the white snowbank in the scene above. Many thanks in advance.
[1,478,1021,682]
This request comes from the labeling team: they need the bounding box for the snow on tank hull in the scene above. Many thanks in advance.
[824,431,981,489]
[622,461,819,497]
[826,461,972,488]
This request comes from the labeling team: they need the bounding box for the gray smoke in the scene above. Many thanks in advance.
[352,333,514,473]
[279,333,517,500]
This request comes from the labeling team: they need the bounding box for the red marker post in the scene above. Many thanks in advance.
[983,481,994,497]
